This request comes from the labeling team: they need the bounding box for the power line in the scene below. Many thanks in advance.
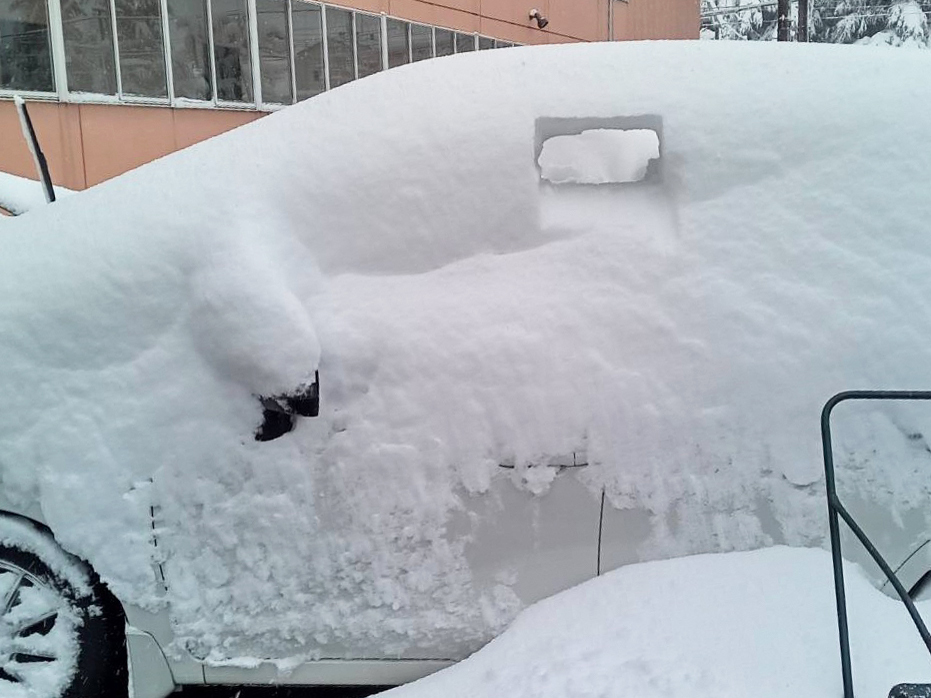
[701,1,778,17]
[701,0,931,16]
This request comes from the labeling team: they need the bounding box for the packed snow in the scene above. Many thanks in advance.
[1,40,931,666]
[384,547,931,698]
[0,171,73,217]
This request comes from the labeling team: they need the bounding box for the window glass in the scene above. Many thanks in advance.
[0,0,54,91]
[114,0,167,97]
[478,36,493,50]
[212,0,252,102]
[355,12,380,78]
[410,23,431,62]
[325,6,353,88]
[386,18,408,68]
[454,32,473,53]
[495,40,514,48]
[60,0,117,94]
[168,0,211,100]
[292,0,324,100]
[434,28,452,57]
[256,0,291,104]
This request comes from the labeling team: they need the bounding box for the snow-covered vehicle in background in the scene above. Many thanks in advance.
[2,40,931,697]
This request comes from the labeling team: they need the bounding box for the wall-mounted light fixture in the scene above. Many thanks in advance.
[529,9,549,29]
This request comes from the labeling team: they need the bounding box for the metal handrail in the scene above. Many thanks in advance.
[822,391,931,698]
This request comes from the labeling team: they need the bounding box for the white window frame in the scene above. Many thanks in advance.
[247,0,264,107]
[286,0,298,104]
[158,0,176,105]
[319,2,330,91]
[4,0,67,100]
[380,13,389,71]
[250,0,293,110]
[453,31,477,53]
[352,10,385,79]
[112,0,174,106]
[213,0,258,109]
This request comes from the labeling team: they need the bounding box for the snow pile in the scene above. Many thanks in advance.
[385,547,931,698]
[2,41,931,664]
[0,171,73,216]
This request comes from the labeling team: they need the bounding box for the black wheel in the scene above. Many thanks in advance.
[0,542,127,698]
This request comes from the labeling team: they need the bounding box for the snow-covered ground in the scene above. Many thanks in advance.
[0,171,73,216]
[1,40,931,667]
[385,547,931,698]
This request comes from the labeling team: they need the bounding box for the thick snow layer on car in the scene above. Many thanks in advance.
[3,40,931,663]
[0,171,73,216]
[384,547,931,698]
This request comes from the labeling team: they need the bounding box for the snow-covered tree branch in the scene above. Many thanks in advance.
[701,0,931,46]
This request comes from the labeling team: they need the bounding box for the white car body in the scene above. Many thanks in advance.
[2,41,931,697]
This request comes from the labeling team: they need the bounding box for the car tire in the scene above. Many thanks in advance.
[0,541,127,698]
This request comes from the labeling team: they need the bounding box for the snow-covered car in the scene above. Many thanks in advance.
[2,40,931,698]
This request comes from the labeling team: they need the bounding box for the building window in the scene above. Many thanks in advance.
[292,0,324,100]
[61,0,117,94]
[386,18,408,68]
[410,23,431,62]
[212,0,252,102]
[454,32,473,53]
[115,0,167,97]
[168,0,212,100]
[434,27,452,57]
[256,0,292,104]
[325,6,353,88]
[354,12,380,79]
[0,1,522,106]
[0,0,54,92]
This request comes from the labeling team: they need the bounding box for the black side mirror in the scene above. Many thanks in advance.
[254,371,320,441]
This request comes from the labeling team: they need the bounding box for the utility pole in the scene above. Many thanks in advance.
[777,0,791,40]
[798,0,809,41]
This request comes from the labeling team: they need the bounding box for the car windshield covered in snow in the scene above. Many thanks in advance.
[2,39,931,696]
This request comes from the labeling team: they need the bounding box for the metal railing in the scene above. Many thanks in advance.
[822,391,931,698]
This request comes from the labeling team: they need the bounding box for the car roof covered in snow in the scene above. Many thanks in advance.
[3,41,931,663]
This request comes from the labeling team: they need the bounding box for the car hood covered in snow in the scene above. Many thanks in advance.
[2,40,931,664]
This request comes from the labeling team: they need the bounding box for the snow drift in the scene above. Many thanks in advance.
[384,547,931,698]
[2,40,931,664]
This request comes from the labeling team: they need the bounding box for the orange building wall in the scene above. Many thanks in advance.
[1,0,697,191]
[614,0,701,40]
[0,102,260,190]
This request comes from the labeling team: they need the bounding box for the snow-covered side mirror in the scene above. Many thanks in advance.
[535,115,663,186]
